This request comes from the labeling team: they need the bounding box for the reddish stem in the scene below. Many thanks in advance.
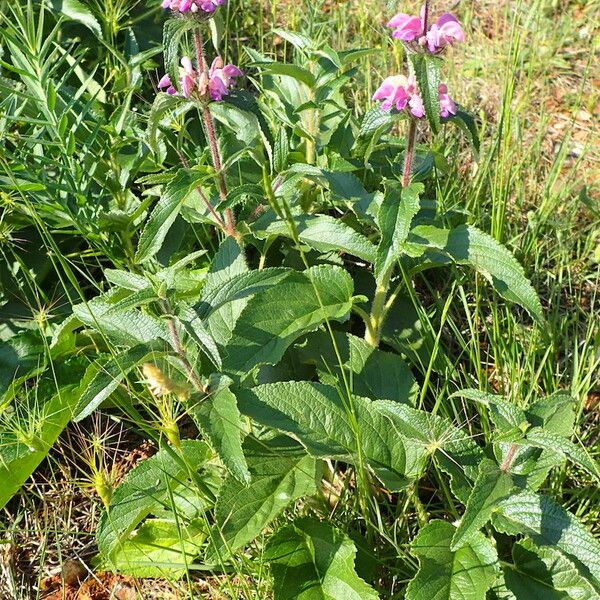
[402,119,417,188]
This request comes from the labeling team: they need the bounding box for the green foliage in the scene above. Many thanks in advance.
[0,1,597,599]
[265,517,379,599]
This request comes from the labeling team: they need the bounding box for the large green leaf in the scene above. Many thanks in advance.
[265,517,379,600]
[97,441,213,565]
[406,224,543,322]
[295,331,418,405]
[502,540,599,599]
[237,381,428,490]
[197,267,291,318]
[406,520,498,600]
[104,518,206,579]
[73,297,168,345]
[374,401,483,503]
[136,170,204,263]
[451,459,514,550]
[253,214,377,263]
[493,492,600,588]
[192,384,249,484]
[375,181,423,281]
[223,265,354,376]
[208,436,319,561]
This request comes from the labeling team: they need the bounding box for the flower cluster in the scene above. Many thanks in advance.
[161,0,225,15]
[158,56,242,102]
[388,10,464,53]
[373,7,462,119]
[373,75,456,119]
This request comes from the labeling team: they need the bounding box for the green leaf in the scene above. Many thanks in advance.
[208,436,319,561]
[197,267,291,318]
[525,428,600,482]
[253,214,377,263]
[444,107,480,153]
[451,459,514,550]
[527,392,576,437]
[375,181,423,281]
[146,92,188,155]
[0,386,80,509]
[223,265,354,376]
[97,441,213,565]
[407,224,544,322]
[406,520,498,600]
[52,0,102,37]
[73,298,168,345]
[502,540,599,599]
[105,518,206,578]
[450,389,529,433]
[192,384,250,484]
[136,170,203,263]
[252,61,316,88]
[237,381,428,490]
[410,54,442,135]
[265,517,379,600]
[210,101,262,145]
[494,492,600,588]
[374,401,483,504]
[74,345,155,421]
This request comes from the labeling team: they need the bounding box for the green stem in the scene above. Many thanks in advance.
[364,119,418,346]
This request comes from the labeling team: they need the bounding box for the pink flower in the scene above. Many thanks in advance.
[422,14,464,53]
[438,83,457,118]
[387,13,423,41]
[158,56,197,98]
[161,0,225,14]
[387,10,464,53]
[373,74,424,118]
[207,57,243,101]
[374,75,457,120]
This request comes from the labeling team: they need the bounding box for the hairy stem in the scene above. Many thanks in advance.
[402,118,417,188]
[422,0,431,35]
[193,27,238,238]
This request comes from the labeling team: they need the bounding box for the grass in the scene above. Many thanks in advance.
[0,0,598,597]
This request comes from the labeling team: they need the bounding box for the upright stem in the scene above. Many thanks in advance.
[422,0,430,35]
[193,27,238,238]
[365,119,418,347]
[402,118,418,188]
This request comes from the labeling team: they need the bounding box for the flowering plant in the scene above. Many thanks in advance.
[3,0,598,598]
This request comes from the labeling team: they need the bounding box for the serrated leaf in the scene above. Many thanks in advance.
[197,268,291,318]
[502,540,599,599]
[146,92,188,154]
[494,492,600,588]
[223,265,354,376]
[74,345,155,421]
[73,298,168,345]
[237,381,428,490]
[407,224,544,323]
[444,107,480,153]
[97,441,213,565]
[210,101,262,145]
[527,392,576,437]
[375,181,423,281]
[406,520,498,600]
[208,436,318,561]
[410,54,442,134]
[525,428,600,482]
[136,170,204,263]
[451,459,514,550]
[375,401,483,504]
[252,61,316,88]
[253,214,377,263]
[265,517,379,600]
[192,386,249,484]
[450,389,528,433]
